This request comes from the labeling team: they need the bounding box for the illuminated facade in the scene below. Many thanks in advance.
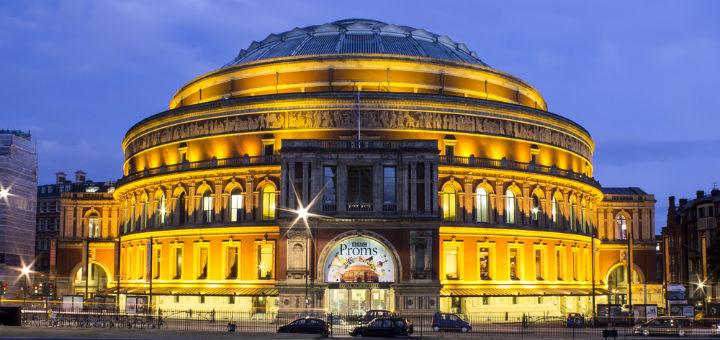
[53,19,659,316]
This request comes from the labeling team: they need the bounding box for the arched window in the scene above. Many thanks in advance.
[88,213,100,238]
[130,204,136,232]
[202,192,213,223]
[476,187,489,223]
[261,185,276,221]
[442,187,456,222]
[531,195,541,226]
[230,189,243,222]
[616,215,627,240]
[505,190,516,224]
[569,201,576,231]
[141,200,148,230]
[581,203,587,233]
[123,202,128,234]
[551,197,559,228]
[156,194,166,226]
[177,192,186,225]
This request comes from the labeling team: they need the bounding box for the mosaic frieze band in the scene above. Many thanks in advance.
[125,109,592,160]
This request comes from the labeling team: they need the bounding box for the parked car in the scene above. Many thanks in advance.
[633,316,693,337]
[432,312,471,332]
[361,310,394,323]
[278,317,328,336]
[565,313,585,328]
[350,317,413,337]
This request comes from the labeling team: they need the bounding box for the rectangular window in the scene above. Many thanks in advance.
[479,247,490,280]
[153,247,161,279]
[416,163,425,212]
[509,248,519,280]
[445,246,458,280]
[226,246,239,279]
[230,193,242,222]
[442,189,456,221]
[535,249,544,280]
[572,250,578,281]
[476,190,488,223]
[130,206,136,232]
[137,246,145,280]
[347,166,373,211]
[322,166,336,211]
[174,247,182,279]
[556,249,564,281]
[203,196,213,223]
[294,162,304,202]
[261,187,275,221]
[383,166,396,211]
[263,143,274,157]
[88,216,100,238]
[482,296,489,305]
[141,202,148,230]
[445,145,455,157]
[197,246,208,279]
[158,196,166,226]
[258,244,273,280]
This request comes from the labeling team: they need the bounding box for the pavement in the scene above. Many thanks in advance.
[1,326,720,340]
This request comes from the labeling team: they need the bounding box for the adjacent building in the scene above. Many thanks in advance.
[662,189,720,310]
[0,130,37,298]
[47,19,659,317]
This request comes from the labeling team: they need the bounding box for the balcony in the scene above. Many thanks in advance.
[439,155,601,188]
[118,155,279,186]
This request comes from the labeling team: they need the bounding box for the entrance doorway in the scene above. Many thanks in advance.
[327,286,393,315]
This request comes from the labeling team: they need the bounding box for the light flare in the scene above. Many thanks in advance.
[279,180,331,239]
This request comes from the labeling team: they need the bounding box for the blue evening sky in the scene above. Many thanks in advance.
[1,0,719,230]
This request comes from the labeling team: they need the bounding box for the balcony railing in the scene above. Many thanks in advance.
[281,139,438,152]
[439,155,601,188]
[118,155,279,186]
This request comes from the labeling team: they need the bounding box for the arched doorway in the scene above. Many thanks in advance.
[606,264,642,305]
[73,262,109,295]
[319,232,400,315]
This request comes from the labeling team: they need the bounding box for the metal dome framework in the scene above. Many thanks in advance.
[224,19,489,68]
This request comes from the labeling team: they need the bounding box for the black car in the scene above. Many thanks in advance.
[633,316,693,337]
[278,317,329,336]
[361,309,394,323]
[350,317,413,337]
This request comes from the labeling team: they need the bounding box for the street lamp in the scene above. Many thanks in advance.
[697,280,707,315]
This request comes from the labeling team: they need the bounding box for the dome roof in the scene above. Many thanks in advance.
[223,19,489,67]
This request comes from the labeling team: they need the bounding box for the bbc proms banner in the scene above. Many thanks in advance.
[325,237,395,283]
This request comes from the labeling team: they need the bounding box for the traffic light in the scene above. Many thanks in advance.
[48,283,55,297]
[33,283,39,295]
[1,282,6,295]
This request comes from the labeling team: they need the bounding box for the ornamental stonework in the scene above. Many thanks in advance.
[125,109,591,160]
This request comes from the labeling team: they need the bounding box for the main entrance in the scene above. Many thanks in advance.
[327,284,393,315]
[321,235,397,315]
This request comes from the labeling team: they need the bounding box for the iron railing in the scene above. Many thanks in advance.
[19,305,720,338]
[440,155,601,188]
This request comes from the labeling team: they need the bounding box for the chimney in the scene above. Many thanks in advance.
[56,172,67,184]
[668,196,675,209]
[75,170,86,184]
[712,188,720,197]
[697,190,705,199]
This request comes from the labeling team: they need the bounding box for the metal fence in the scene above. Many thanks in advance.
[19,306,720,338]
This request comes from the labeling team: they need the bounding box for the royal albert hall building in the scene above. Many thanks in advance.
[63,19,661,317]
